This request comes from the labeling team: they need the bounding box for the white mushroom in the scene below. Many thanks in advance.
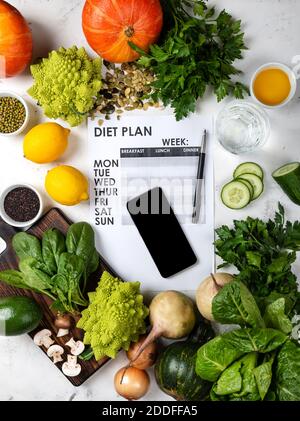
[33,329,54,349]
[57,328,69,338]
[47,345,64,364]
[65,338,85,356]
[62,355,81,377]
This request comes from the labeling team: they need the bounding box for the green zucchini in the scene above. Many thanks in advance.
[272,162,300,205]
[237,173,264,200]
[221,180,252,209]
[234,162,264,179]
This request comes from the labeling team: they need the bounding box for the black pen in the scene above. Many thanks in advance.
[192,130,207,224]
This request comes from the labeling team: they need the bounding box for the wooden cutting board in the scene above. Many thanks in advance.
[0,208,117,386]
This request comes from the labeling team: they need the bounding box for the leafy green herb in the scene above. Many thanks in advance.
[196,328,286,382]
[215,204,300,306]
[211,353,260,401]
[263,298,292,334]
[253,353,276,401]
[212,279,265,328]
[195,335,244,382]
[131,0,248,120]
[275,340,300,401]
[223,328,287,355]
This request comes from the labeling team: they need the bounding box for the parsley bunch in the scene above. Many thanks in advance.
[131,0,249,120]
[215,204,300,306]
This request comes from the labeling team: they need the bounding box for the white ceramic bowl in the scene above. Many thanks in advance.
[250,62,297,109]
[0,91,30,136]
[0,184,43,228]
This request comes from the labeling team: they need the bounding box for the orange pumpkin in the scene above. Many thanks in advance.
[0,0,33,78]
[82,0,163,63]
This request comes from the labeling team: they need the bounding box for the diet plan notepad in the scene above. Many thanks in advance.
[87,113,215,292]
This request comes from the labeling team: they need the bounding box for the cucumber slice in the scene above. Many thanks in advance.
[272,162,300,205]
[221,180,252,209]
[234,162,264,180]
[235,178,254,199]
[237,173,264,200]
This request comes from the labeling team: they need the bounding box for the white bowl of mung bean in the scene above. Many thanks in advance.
[0,91,30,136]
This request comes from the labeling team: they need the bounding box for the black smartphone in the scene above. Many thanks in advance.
[127,187,197,278]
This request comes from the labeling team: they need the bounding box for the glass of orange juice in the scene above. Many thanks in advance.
[251,63,296,108]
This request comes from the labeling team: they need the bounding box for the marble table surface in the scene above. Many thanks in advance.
[0,0,300,401]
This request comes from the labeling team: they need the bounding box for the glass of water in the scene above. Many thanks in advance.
[216,100,270,154]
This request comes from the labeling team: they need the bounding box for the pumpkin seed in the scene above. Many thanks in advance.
[91,62,158,119]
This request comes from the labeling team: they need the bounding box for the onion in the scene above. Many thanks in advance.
[127,335,158,369]
[114,367,150,401]
[130,291,196,363]
[196,273,233,321]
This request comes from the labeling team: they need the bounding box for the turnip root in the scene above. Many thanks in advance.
[130,291,196,363]
[196,273,233,321]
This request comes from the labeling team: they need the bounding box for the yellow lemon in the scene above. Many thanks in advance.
[45,165,89,206]
[24,122,70,164]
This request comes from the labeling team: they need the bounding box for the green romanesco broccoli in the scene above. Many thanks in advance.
[28,46,102,127]
[77,271,149,360]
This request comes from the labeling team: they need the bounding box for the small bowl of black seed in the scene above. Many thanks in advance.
[0,184,43,227]
[0,91,29,137]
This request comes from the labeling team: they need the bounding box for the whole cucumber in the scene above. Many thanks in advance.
[272,162,300,205]
[0,296,42,336]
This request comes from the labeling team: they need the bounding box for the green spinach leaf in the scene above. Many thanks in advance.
[263,298,292,334]
[86,249,100,278]
[42,228,66,275]
[0,270,30,290]
[212,356,244,396]
[212,280,265,328]
[12,232,43,263]
[276,340,300,401]
[19,258,53,292]
[223,328,287,354]
[253,353,275,400]
[196,336,245,382]
[66,222,95,263]
[212,353,260,401]
[234,353,260,400]
[55,252,88,308]
[196,328,286,383]
[66,222,99,289]
[256,291,297,316]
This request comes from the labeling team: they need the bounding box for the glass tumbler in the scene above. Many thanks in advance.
[216,100,270,154]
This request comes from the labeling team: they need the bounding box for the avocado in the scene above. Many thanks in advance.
[0,296,42,336]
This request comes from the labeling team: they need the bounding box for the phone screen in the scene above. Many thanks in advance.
[127,187,197,278]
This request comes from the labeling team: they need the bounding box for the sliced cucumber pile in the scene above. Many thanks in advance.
[234,162,264,179]
[221,181,252,209]
[237,173,264,200]
[221,162,264,210]
[272,162,300,205]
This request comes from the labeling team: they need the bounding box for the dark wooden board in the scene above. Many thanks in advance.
[0,208,117,386]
